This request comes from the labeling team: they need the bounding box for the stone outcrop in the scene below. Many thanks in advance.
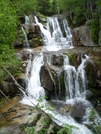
[0,97,62,134]
[13,15,43,49]
[40,62,65,100]
[72,24,97,46]
[86,59,101,89]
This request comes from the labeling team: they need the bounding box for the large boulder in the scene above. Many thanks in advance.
[72,24,97,46]
[40,63,65,100]
[85,60,97,87]
[40,63,55,93]
[68,100,90,121]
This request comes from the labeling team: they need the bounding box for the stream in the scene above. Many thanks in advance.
[20,16,101,134]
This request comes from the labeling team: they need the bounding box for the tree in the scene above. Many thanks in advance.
[0,0,21,83]
[37,0,51,15]
[12,0,37,17]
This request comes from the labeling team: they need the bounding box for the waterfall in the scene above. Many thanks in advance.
[25,15,30,24]
[75,55,89,98]
[34,16,73,51]
[22,26,29,47]
[21,53,45,105]
[63,54,70,65]
[64,54,89,100]
[20,16,98,134]
[62,19,72,42]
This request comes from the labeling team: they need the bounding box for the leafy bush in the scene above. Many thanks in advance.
[0,0,21,83]
[88,107,101,134]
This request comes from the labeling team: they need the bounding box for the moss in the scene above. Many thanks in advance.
[37,13,46,19]
[32,38,38,41]
[67,53,72,61]
[88,75,93,87]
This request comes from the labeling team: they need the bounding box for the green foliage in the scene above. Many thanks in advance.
[12,0,37,17]
[0,0,21,83]
[88,107,96,122]
[57,124,78,134]
[37,0,51,15]
[67,53,72,61]
[74,8,86,26]
[90,10,99,43]
[0,0,17,45]
[88,107,101,134]
[27,126,35,134]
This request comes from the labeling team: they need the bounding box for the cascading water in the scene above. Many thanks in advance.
[25,15,30,24]
[21,53,45,105]
[34,16,73,51]
[20,15,100,134]
[64,54,89,100]
[22,26,29,47]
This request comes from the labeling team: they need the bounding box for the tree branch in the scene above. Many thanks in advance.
[0,89,11,103]
[5,68,65,125]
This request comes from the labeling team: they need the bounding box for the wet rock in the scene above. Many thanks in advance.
[40,63,55,93]
[15,51,29,61]
[85,90,94,100]
[70,53,81,68]
[68,100,90,121]
[13,41,23,48]
[1,81,17,97]
[52,54,63,66]
[40,63,65,99]
[85,59,97,87]
[29,38,43,48]
[17,74,28,89]
[28,25,41,40]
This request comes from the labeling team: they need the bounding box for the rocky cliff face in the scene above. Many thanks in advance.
[72,24,97,46]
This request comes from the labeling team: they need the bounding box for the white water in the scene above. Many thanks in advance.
[64,54,89,100]
[21,53,45,105]
[25,15,30,24]
[46,110,93,134]
[22,26,29,47]
[34,16,73,51]
[20,16,97,134]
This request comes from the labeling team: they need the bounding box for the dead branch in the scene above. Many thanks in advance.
[0,89,11,103]
[5,68,65,125]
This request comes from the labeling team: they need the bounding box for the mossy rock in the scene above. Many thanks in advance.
[85,60,97,87]
[69,53,81,68]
